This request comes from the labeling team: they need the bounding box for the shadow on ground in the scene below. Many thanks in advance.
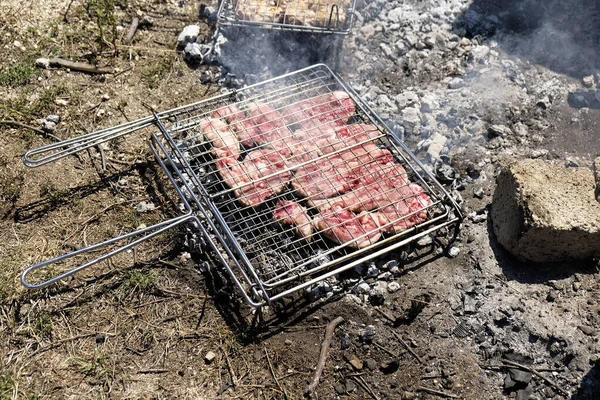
[452,0,600,79]
[485,215,598,285]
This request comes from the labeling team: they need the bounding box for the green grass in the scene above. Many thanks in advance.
[33,314,53,339]
[40,181,69,207]
[140,57,173,89]
[74,355,110,380]
[0,373,15,400]
[0,61,36,87]
[119,269,157,296]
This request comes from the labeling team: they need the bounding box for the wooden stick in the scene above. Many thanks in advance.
[125,16,140,44]
[265,348,288,399]
[0,120,60,141]
[222,347,238,387]
[390,330,423,364]
[305,316,345,397]
[47,58,113,74]
[417,386,459,399]
[502,359,569,397]
[353,376,380,400]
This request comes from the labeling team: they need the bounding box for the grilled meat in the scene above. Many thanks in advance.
[236,0,287,23]
[282,0,352,27]
[273,200,313,241]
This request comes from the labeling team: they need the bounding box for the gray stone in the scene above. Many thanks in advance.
[417,234,433,247]
[488,124,512,137]
[366,264,380,278]
[41,120,56,133]
[46,115,60,124]
[420,93,439,113]
[448,246,460,258]
[471,45,490,63]
[463,294,477,314]
[379,43,395,59]
[352,281,371,295]
[177,25,200,47]
[204,351,216,364]
[135,201,156,213]
[427,133,447,161]
[492,160,600,262]
[448,77,465,89]
[387,8,403,23]
[359,24,375,41]
[395,91,419,110]
[401,107,421,133]
[583,75,595,88]
[387,282,400,293]
[184,42,203,63]
[36,57,50,69]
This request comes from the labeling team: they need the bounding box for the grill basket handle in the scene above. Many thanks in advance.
[21,215,195,289]
[23,116,155,168]
[22,137,197,289]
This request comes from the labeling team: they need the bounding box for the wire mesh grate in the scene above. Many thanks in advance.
[217,0,358,34]
[153,64,461,303]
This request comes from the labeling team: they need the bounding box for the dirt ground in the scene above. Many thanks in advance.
[1,1,600,400]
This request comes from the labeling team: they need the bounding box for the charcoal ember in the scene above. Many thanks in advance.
[338,331,352,350]
[352,281,370,295]
[184,43,204,64]
[368,289,385,305]
[359,325,376,343]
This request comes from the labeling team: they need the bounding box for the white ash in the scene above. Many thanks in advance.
[135,201,156,213]
[177,25,200,48]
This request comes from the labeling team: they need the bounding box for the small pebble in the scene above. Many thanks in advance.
[448,246,460,258]
[204,351,216,364]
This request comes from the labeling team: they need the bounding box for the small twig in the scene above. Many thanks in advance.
[390,330,423,364]
[305,316,345,397]
[137,369,169,374]
[265,348,288,399]
[36,332,116,354]
[372,341,398,358]
[352,376,380,400]
[502,359,569,397]
[0,120,60,141]
[46,57,113,74]
[96,145,106,171]
[63,0,76,22]
[125,16,140,44]
[417,386,459,399]
[222,347,238,388]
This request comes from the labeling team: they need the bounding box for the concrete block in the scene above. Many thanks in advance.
[491,160,600,262]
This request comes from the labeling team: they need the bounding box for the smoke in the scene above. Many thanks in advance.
[456,0,600,79]
[212,26,343,86]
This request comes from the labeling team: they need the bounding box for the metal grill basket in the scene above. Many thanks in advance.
[217,0,357,34]
[21,64,461,308]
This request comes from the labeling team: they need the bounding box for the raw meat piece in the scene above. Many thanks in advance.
[309,162,409,212]
[216,149,292,207]
[374,184,433,234]
[316,124,382,155]
[210,104,246,123]
[281,91,355,129]
[313,205,381,249]
[273,200,313,241]
[231,118,262,148]
[282,0,352,27]
[236,0,286,23]
[199,118,240,159]
[292,154,352,199]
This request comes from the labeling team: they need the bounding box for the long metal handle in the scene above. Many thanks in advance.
[23,116,156,168]
[21,215,193,289]
[21,139,193,289]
